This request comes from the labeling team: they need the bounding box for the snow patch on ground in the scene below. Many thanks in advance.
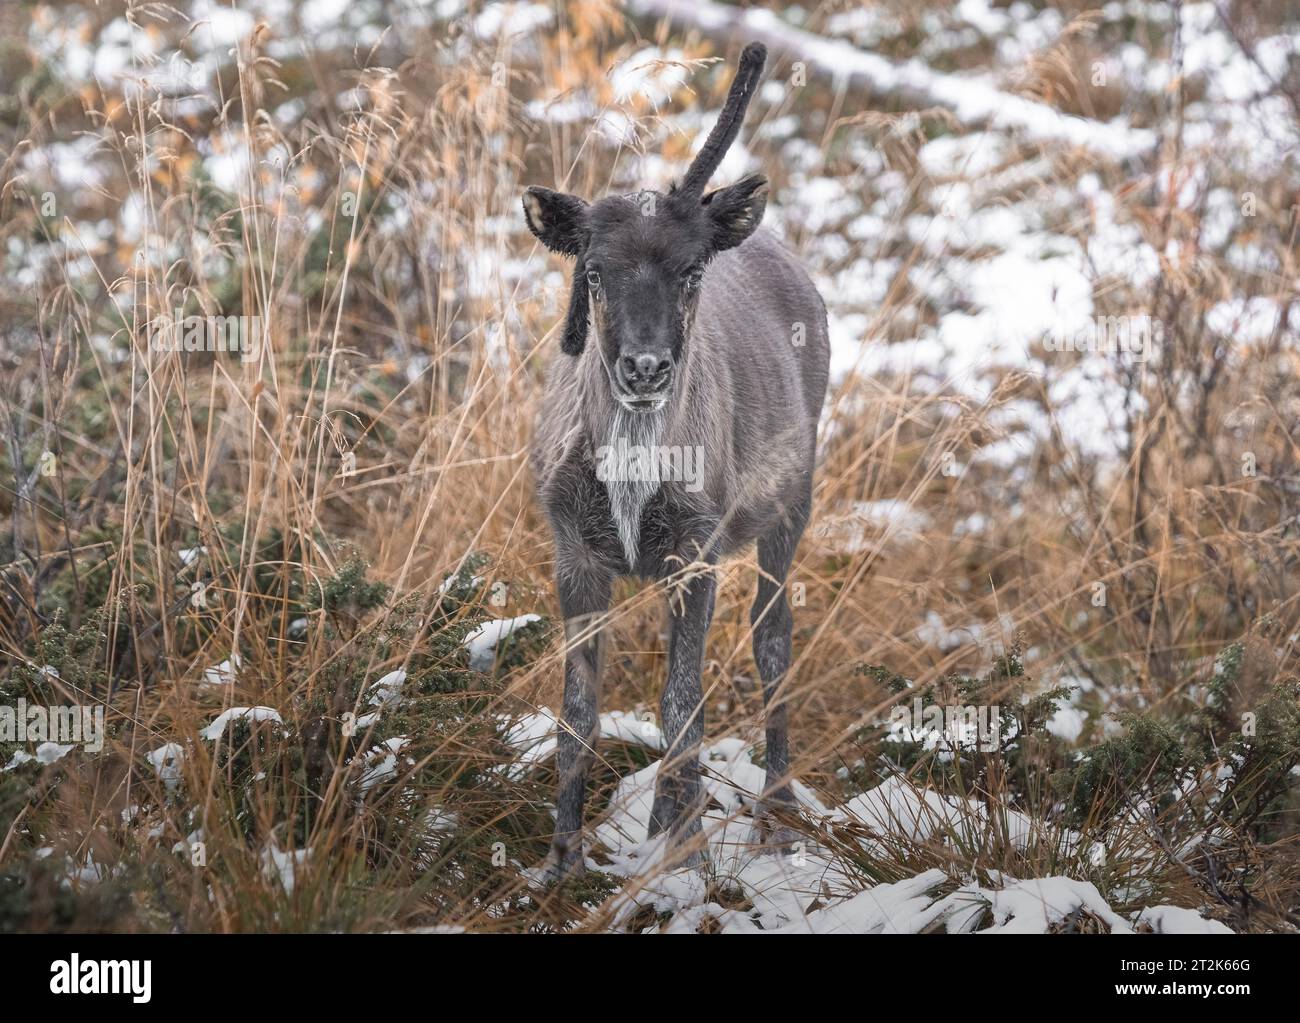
[507,724,1230,933]
[464,615,542,671]
[199,706,284,740]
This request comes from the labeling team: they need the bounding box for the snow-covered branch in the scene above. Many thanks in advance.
[628,0,1156,161]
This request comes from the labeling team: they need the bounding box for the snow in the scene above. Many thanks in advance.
[1046,704,1089,743]
[1206,297,1283,345]
[611,47,689,107]
[634,0,1156,159]
[498,708,664,779]
[3,742,75,772]
[915,610,990,652]
[437,570,483,595]
[199,707,284,740]
[189,1,257,47]
[146,743,186,792]
[1136,904,1234,935]
[358,736,411,793]
[463,614,542,671]
[472,2,553,40]
[261,840,311,894]
[178,546,206,567]
[937,874,1133,933]
[918,131,1009,179]
[815,498,932,552]
[834,774,1053,853]
[759,869,954,934]
[201,653,240,687]
[367,669,407,708]
[504,726,1223,932]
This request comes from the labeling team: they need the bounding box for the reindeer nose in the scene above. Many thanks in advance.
[636,353,668,378]
[619,353,672,394]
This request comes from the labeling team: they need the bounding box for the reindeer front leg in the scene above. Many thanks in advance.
[543,561,611,882]
[648,563,716,866]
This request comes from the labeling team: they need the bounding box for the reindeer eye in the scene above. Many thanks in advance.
[585,269,601,290]
[683,269,703,291]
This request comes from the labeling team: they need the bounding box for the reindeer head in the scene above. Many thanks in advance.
[523,43,769,413]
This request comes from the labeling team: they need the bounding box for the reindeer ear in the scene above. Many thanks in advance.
[561,260,590,356]
[702,173,767,252]
[522,186,589,256]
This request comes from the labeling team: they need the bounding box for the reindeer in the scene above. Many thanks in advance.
[523,43,829,880]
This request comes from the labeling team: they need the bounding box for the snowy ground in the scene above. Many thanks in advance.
[501,710,1232,933]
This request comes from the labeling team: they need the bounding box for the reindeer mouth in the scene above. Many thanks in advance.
[603,357,670,412]
[614,392,668,413]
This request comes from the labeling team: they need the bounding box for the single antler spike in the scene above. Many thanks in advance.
[677,42,767,200]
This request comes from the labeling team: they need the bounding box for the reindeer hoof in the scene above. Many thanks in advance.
[668,845,708,871]
[536,845,586,886]
[750,805,802,854]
